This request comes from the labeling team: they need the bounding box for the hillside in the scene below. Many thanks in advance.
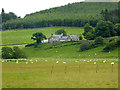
[2,2,118,30]
[23,41,119,59]
[2,27,84,45]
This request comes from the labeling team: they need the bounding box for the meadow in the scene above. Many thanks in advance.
[1,27,119,88]
[2,59,118,88]
[2,27,84,45]
[23,41,119,59]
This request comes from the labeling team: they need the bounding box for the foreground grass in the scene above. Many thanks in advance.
[2,60,118,88]
[2,27,84,45]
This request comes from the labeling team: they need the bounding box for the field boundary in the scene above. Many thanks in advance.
[0,43,27,46]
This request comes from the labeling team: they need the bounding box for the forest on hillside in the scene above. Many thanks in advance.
[1,2,119,30]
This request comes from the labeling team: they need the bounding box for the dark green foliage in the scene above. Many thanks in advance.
[109,38,116,42]
[2,47,13,59]
[79,35,83,40]
[13,46,26,58]
[83,23,95,40]
[83,23,93,36]
[55,29,67,36]
[114,23,120,36]
[103,38,120,52]
[1,46,26,59]
[79,41,96,51]
[94,36,104,46]
[2,2,118,30]
[95,21,115,37]
[84,31,95,40]
[31,32,47,44]
[1,8,18,23]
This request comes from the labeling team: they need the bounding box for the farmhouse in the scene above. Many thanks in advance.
[48,33,79,43]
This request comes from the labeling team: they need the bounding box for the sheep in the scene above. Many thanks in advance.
[94,62,96,64]
[16,60,18,64]
[26,62,28,64]
[56,61,59,64]
[63,62,66,64]
[103,60,106,63]
[111,62,114,65]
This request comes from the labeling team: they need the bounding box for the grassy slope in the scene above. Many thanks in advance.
[23,41,119,59]
[2,27,84,45]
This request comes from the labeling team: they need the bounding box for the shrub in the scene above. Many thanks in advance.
[79,42,90,51]
[1,46,27,59]
[94,36,104,46]
[2,47,13,59]
[13,46,26,58]
[103,39,120,52]
[79,35,83,40]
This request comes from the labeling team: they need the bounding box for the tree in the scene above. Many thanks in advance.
[55,29,67,36]
[31,32,47,44]
[83,23,95,40]
[95,20,111,37]
[83,23,93,36]
[2,47,13,59]
[84,31,95,40]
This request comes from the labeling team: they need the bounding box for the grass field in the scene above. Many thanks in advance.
[22,41,119,59]
[2,27,84,45]
[2,59,118,88]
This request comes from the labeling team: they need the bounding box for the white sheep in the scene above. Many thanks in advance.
[94,62,96,64]
[111,62,114,65]
[103,60,106,63]
[63,62,66,64]
[16,60,18,64]
[26,62,28,64]
[56,61,59,64]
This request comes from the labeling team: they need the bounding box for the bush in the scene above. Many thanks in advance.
[79,35,83,40]
[2,47,13,59]
[1,46,27,59]
[13,46,26,58]
[103,39,120,52]
[94,36,104,46]
[79,42,90,51]
[79,41,96,51]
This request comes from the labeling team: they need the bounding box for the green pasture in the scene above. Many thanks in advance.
[23,41,119,59]
[2,27,84,45]
[2,60,118,88]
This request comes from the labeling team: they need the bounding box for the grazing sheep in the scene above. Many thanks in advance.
[111,62,114,65]
[94,62,96,64]
[16,60,18,64]
[103,60,106,63]
[26,62,28,64]
[63,62,66,64]
[56,61,59,64]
